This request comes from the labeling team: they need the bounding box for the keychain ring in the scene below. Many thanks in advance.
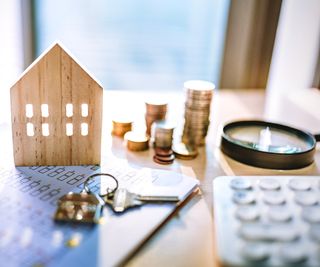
[84,173,118,197]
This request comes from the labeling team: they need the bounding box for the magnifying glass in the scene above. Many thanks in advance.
[220,120,320,169]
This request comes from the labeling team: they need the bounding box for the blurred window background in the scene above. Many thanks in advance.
[32,0,230,91]
[1,0,319,124]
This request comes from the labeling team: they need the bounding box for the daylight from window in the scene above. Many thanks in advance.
[34,0,229,91]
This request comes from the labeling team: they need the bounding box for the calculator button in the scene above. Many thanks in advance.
[232,191,255,205]
[263,191,286,205]
[268,206,292,222]
[310,225,320,243]
[230,178,252,190]
[295,191,318,206]
[241,242,270,261]
[280,243,308,264]
[239,223,299,242]
[235,207,259,222]
[302,207,320,223]
[288,179,311,191]
[259,179,280,190]
[268,225,299,242]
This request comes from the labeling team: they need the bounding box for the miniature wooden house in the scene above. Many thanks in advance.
[10,43,103,166]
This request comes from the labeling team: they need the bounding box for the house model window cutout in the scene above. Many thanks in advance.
[10,43,103,166]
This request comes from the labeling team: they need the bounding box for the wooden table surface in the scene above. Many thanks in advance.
[98,88,320,267]
[1,88,319,267]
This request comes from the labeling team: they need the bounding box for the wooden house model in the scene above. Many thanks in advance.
[10,43,103,166]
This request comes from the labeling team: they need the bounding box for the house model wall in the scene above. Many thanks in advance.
[10,43,103,166]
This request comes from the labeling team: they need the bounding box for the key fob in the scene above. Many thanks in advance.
[54,192,102,224]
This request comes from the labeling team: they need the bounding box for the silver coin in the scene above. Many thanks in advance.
[183,125,209,131]
[185,109,210,113]
[183,131,208,137]
[186,91,213,98]
[185,104,211,111]
[184,121,209,126]
[154,128,174,134]
[186,97,212,103]
[183,129,208,134]
[184,118,210,123]
[185,111,210,116]
[182,136,206,146]
[184,120,210,125]
[184,114,210,119]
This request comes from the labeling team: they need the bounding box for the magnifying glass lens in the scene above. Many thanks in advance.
[221,121,317,169]
[226,125,312,154]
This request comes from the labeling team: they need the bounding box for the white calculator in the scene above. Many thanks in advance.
[213,176,320,267]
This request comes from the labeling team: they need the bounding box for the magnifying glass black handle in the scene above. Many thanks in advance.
[315,134,320,142]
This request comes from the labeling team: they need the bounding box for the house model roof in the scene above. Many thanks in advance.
[10,43,103,166]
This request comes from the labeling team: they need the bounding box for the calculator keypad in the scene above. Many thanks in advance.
[213,176,320,267]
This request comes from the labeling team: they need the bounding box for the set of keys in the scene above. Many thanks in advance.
[54,173,180,224]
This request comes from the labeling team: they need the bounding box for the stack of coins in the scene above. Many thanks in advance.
[124,131,149,151]
[152,121,175,165]
[111,119,133,137]
[145,101,167,135]
[182,80,214,146]
[153,147,175,165]
[172,142,198,160]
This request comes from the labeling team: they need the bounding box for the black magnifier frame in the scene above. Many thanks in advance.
[220,120,319,170]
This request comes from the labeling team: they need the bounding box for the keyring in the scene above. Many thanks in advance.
[84,173,118,197]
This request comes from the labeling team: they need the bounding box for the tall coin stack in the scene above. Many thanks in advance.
[182,80,214,146]
[152,121,175,165]
[145,101,167,135]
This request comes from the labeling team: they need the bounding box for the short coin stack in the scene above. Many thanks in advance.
[182,80,214,146]
[112,119,133,137]
[152,121,175,165]
[145,101,167,135]
[124,131,150,151]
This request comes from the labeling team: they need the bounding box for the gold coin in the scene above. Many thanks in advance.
[184,80,215,94]
[153,155,174,165]
[124,131,150,151]
[111,119,133,137]
[172,142,198,159]
[145,100,168,107]
[145,101,168,115]
[112,118,133,126]
[153,120,175,132]
[181,136,206,147]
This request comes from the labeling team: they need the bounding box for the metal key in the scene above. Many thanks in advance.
[105,188,180,213]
